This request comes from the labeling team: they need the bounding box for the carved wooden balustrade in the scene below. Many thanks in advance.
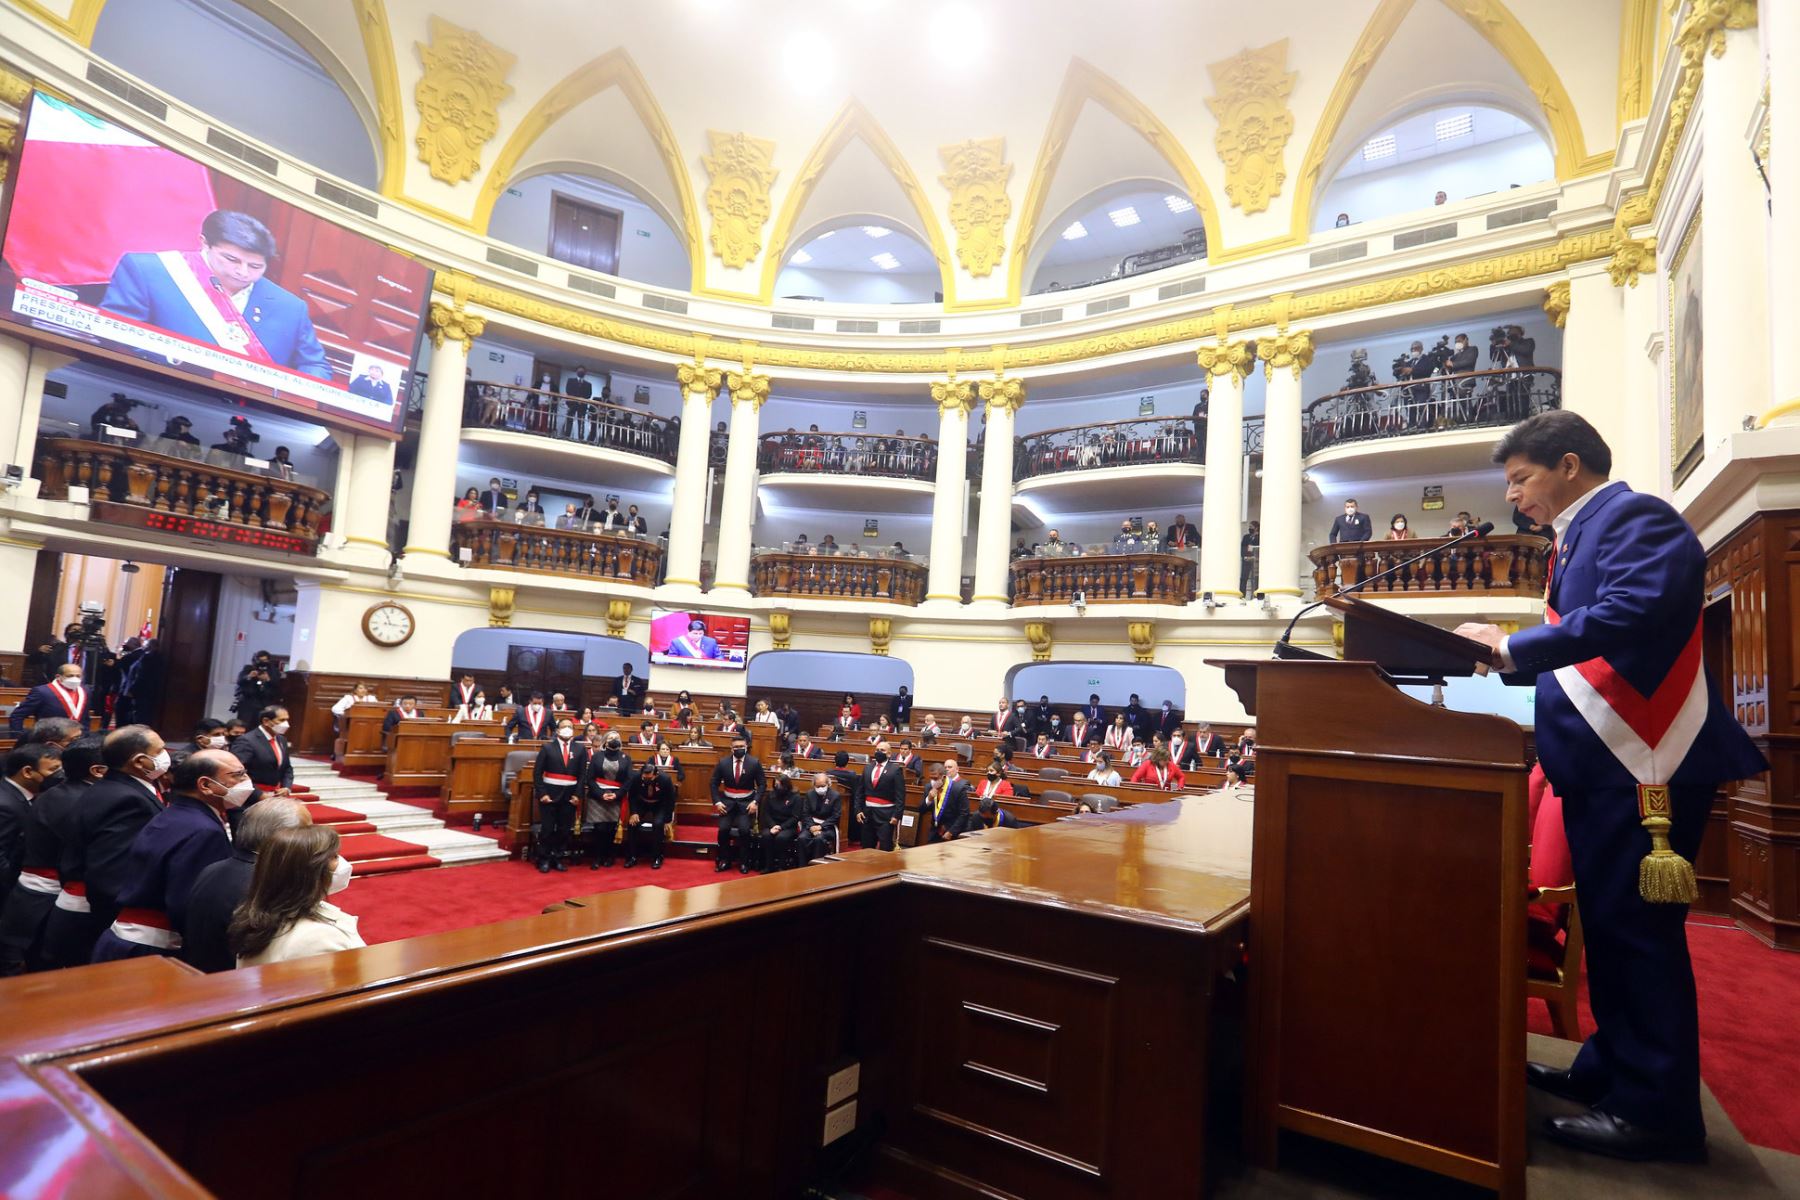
[451,519,663,585]
[1010,551,1198,606]
[1310,534,1553,597]
[35,437,328,552]
[750,551,927,605]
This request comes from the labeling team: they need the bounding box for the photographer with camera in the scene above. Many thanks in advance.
[233,652,283,724]
[88,393,142,440]
[1488,325,1537,419]
[211,415,260,458]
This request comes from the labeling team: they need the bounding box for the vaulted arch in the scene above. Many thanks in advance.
[1008,58,1222,304]
[472,48,702,283]
[758,100,955,305]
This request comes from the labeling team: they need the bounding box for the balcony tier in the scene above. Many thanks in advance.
[450,518,663,586]
[1010,549,1198,607]
[1310,534,1552,598]
[750,550,927,605]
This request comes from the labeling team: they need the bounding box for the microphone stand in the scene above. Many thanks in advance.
[1273,522,1495,659]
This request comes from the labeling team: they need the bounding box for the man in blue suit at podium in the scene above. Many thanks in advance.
[1457,411,1765,1163]
[100,209,330,380]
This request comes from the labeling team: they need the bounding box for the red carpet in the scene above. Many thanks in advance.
[303,802,365,825]
[1523,915,1800,1154]
[336,833,431,862]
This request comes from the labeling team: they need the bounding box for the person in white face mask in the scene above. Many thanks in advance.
[90,750,245,962]
[172,718,232,768]
[230,704,294,799]
[231,824,364,967]
[180,797,310,973]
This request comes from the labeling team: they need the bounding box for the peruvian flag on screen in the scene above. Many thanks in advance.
[3,94,217,288]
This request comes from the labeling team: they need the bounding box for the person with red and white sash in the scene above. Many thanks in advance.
[1457,411,1766,1163]
[8,663,93,733]
[90,750,247,962]
[532,719,586,874]
[710,733,765,872]
[1130,748,1185,792]
[0,741,65,973]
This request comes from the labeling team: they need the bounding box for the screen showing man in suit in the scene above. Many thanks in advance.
[648,610,748,669]
[0,93,432,436]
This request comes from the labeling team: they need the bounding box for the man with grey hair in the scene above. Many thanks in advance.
[180,797,311,973]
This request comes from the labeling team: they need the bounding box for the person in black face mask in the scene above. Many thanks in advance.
[798,772,841,863]
[584,735,631,868]
[709,735,764,873]
[532,721,586,873]
[760,775,802,871]
[624,760,676,869]
[856,740,906,851]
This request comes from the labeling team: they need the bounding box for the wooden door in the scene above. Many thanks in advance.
[548,193,621,275]
[153,567,220,735]
[505,644,585,704]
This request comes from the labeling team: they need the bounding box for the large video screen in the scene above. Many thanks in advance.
[0,93,432,437]
[649,609,750,670]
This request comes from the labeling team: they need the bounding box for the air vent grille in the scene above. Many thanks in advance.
[485,247,539,277]
[313,179,379,218]
[1393,222,1458,250]
[1020,308,1064,328]
[1486,200,1558,229]
[84,64,168,120]
[643,294,688,314]
[566,275,617,299]
[1157,278,1209,301]
[204,128,279,175]
[1085,295,1129,316]
[772,313,815,331]
[835,319,878,333]
[898,319,941,334]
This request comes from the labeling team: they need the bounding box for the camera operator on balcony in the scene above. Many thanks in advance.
[88,393,143,441]
[1490,324,1537,421]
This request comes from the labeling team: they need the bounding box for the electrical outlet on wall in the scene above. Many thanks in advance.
[822,1099,856,1146]
[825,1061,860,1108]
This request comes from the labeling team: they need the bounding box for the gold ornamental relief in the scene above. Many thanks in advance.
[488,587,515,628]
[938,138,1013,278]
[1259,329,1314,379]
[1542,281,1571,328]
[703,131,778,269]
[413,17,516,184]
[931,376,974,418]
[1127,621,1155,665]
[1205,40,1297,215]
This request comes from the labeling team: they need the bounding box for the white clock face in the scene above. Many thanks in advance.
[369,605,412,644]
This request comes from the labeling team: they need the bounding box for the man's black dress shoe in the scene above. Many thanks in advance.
[1544,1110,1707,1163]
[714,859,730,873]
[623,856,637,869]
[553,859,567,872]
[652,856,664,869]
[1525,1062,1603,1105]
[537,861,550,874]
[739,861,751,874]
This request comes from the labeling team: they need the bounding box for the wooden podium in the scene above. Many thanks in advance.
[1215,598,1529,1197]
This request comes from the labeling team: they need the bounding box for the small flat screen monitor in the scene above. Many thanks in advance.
[649,609,750,670]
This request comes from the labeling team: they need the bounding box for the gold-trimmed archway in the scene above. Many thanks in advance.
[758,100,957,306]
[12,0,107,45]
[352,0,407,197]
[472,48,702,288]
[1007,58,1224,305]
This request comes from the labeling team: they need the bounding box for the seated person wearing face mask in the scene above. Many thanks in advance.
[231,825,363,967]
[90,749,248,962]
[230,705,294,802]
[798,773,842,863]
[761,775,804,871]
[711,735,765,873]
[533,720,586,873]
[584,735,631,869]
[624,760,677,870]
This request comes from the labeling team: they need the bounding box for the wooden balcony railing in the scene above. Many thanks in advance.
[1303,367,1560,455]
[757,431,938,481]
[1010,551,1198,606]
[34,437,328,554]
[1310,534,1553,598]
[461,382,677,465]
[1015,417,1203,481]
[450,519,663,585]
[750,551,927,605]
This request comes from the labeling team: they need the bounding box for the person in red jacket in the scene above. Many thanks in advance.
[975,763,1014,802]
[1130,749,1185,791]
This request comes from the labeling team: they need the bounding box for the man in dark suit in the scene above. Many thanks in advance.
[921,759,973,843]
[0,741,64,973]
[32,624,85,683]
[1457,412,1766,1162]
[180,796,307,972]
[231,705,294,799]
[1121,694,1149,739]
[452,674,480,709]
[895,739,925,783]
[856,740,906,851]
[1001,701,1032,744]
[797,772,841,863]
[1154,700,1183,740]
[623,760,677,870]
[9,662,93,733]
[710,734,765,873]
[1192,724,1229,759]
[42,726,168,967]
[613,663,644,716]
[532,717,586,873]
[1032,695,1054,736]
[891,685,914,729]
[826,751,861,802]
[478,477,510,514]
[100,210,329,378]
[348,363,395,406]
[506,693,552,742]
[383,694,423,740]
[1328,498,1373,543]
[1081,693,1106,726]
[563,367,594,400]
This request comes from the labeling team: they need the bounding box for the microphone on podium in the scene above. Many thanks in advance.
[1273,522,1494,658]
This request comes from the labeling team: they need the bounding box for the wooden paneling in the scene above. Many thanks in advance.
[282,673,451,756]
[386,721,503,791]
[0,651,25,684]
[21,548,63,685]
[152,567,221,737]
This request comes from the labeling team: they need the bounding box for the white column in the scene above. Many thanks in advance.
[1257,331,1311,597]
[0,334,30,475]
[1699,23,1771,447]
[927,379,973,603]
[971,375,1023,606]
[1198,341,1251,598]
[712,365,768,592]
[339,434,398,567]
[403,303,482,560]
[664,361,722,588]
[1765,0,1800,425]
[0,540,43,656]
[1620,275,1664,490]
[1558,263,1632,471]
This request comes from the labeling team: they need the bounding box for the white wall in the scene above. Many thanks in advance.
[1399,673,1535,728]
[773,266,940,305]
[487,173,691,291]
[90,0,379,188]
[204,574,295,718]
[448,627,646,676]
[1316,133,1553,231]
[1004,663,1187,709]
[746,650,913,693]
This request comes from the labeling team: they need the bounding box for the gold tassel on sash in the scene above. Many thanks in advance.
[1637,784,1697,905]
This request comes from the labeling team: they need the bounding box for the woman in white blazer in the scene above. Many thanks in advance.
[232,825,365,967]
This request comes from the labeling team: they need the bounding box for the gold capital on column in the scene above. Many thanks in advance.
[726,345,770,409]
[1607,234,1656,288]
[1674,0,1756,65]
[1259,329,1314,380]
[676,352,722,395]
[931,373,974,417]
[977,371,1024,415]
[428,302,486,348]
[1024,621,1053,662]
[769,611,791,650]
[1197,338,1253,381]
[1542,281,1572,327]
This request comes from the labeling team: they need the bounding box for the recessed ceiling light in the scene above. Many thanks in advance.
[1108,206,1140,228]
[1062,221,1088,240]
[1362,134,1396,161]
[862,226,892,238]
[871,252,901,270]
[791,249,813,265]
[1164,195,1194,214]
[1434,113,1473,141]
[783,30,834,95]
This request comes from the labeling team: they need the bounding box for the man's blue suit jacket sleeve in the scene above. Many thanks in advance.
[99,254,154,323]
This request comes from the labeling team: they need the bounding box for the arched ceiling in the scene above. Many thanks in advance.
[37,0,1642,309]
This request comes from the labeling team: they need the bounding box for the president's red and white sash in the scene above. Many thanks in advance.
[1546,604,1708,787]
[50,682,87,719]
[158,251,277,365]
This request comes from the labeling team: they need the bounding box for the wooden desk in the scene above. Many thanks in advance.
[386,720,504,790]
[0,799,1249,1200]
[338,706,461,770]
[442,738,533,819]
